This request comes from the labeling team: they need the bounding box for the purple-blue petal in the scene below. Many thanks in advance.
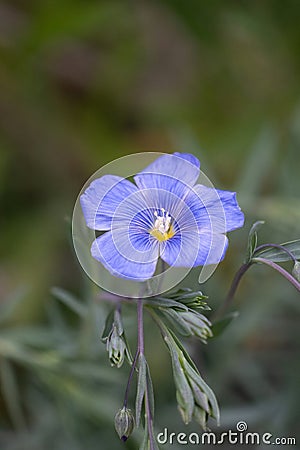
[185,185,244,233]
[160,232,201,267]
[134,152,200,193]
[161,230,228,267]
[91,232,158,281]
[80,175,138,231]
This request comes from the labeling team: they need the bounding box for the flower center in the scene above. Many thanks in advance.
[150,208,175,242]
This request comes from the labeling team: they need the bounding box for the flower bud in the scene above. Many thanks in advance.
[292,261,300,282]
[114,407,135,441]
[107,324,126,368]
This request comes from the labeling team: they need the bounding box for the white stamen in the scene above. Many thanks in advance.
[153,208,172,234]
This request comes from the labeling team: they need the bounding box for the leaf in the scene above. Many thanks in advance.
[135,354,147,427]
[139,425,149,450]
[168,288,204,300]
[166,329,199,373]
[113,308,124,335]
[193,405,208,430]
[182,359,220,425]
[158,308,192,337]
[145,361,155,419]
[254,239,300,262]
[51,287,87,318]
[101,309,114,342]
[168,289,209,306]
[246,221,265,262]
[144,297,188,311]
[188,377,210,413]
[164,336,194,424]
[211,312,239,337]
[123,331,134,365]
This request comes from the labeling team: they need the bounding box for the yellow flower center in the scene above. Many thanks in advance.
[150,208,175,242]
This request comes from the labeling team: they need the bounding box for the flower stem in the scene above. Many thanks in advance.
[213,262,252,321]
[214,254,300,322]
[123,298,145,408]
[123,299,156,449]
[252,257,300,292]
[138,300,157,450]
[137,298,144,355]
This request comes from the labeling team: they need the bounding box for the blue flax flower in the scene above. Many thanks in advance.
[80,153,244,281]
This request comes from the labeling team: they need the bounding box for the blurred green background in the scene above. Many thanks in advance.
[1,1,300,449]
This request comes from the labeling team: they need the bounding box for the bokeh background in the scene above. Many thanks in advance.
[1,1,300,449]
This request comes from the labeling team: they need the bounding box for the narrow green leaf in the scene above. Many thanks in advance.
[164,337,194,424]
[113,308,124,335]
[51,287,87,318]
[182,360,220,425]
[139,425,149,450]
[145,361,155,419]
[135,354,147,427]
[144,297,188,311]
[123,331,134,365]
[211,312,239,337]
[246,221,265,262]
[254,239,300,262]
[188,378,210,413]
[168,289,208,302]
[193,405,208,430]
[158,308,191,337]
[166,329,199,373]
[101,309,114,342]
[167,288,193,297]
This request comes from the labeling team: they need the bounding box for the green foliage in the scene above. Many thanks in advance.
[254,239,300,262]
[246,221,265,262]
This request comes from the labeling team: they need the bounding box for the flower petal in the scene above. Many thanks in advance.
[195,232,228,265]
[161,231,228,267]
[80,175,138,230]
[91,231,158,281]
[134,153,200,195]
[185,185,244,233]
[160,232,201,267]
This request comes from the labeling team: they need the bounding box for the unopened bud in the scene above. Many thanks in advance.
[292,261,300,282]
[107,325,126,368]
[114,407,135,441]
